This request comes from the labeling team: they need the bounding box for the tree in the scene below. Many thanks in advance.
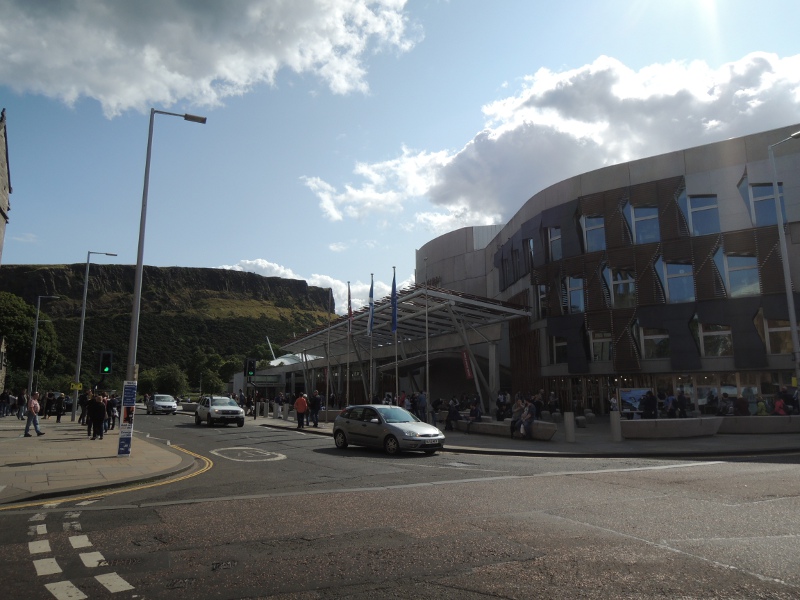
[154,364,188,397]
[0,292,60,372]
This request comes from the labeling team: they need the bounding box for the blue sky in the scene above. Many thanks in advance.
[1,0,799,313]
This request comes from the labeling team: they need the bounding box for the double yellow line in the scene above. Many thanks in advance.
[0,446,213,511]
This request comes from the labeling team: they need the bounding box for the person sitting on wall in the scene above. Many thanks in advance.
[640,391,658,419]
[772,395,789,416]
[464,400,482,434]
[495,391,510,421]
[756,397,768,416]
[519,398,536,439]
[509,396,525,438]
[733,395,750,416]
[444,398,461,431]
[676,389,689,418]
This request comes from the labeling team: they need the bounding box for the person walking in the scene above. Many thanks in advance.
[417,390,428,423]
[23,392,45,437]
[294,393,308,429]
[54,393,65,423]
[309,390,321,427]
[17,390,27,420]
[78,391,88,425]
[88,394,107,440]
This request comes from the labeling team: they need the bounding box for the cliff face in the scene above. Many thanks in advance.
[0,264,334,372]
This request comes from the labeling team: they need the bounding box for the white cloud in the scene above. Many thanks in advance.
[10,232,38,243]
[221,258,412,315]
[0,0,415,117]
[329,242,348,252]
[304,52,800,230]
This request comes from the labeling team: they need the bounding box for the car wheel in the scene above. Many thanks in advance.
[206,415,213,427]
[383,435,400,455]
[194,413,201,426]
[237,420,244,427]
[334,430,348,449]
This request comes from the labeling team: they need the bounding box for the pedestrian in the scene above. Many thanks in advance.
[108,395,119,430]
[88,394,106,440]
[55,393,65,423]
[24,391,45,437]
[309,390,321,427]
[0,389,8,417]
[17,390,27,420]
[294,393,308,429]
[417,390,428,423]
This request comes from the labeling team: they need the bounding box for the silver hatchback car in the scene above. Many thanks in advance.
[333,404,445,455]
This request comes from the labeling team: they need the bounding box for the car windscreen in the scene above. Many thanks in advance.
[210,398,238,407]
[154,395,175,402]
[376,406,419,423]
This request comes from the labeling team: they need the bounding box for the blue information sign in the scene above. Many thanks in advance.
[118,380,137,457]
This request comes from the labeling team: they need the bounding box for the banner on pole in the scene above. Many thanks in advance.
[118,380,137,457]
[461,350,474,380]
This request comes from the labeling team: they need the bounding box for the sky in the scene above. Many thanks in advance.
[1,0,799,314]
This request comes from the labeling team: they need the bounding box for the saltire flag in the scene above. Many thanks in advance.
[391,270,397,333]
[347,282,353,333]
[367,274,374,336]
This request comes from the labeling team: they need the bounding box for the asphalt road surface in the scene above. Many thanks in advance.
[2,413,799,599]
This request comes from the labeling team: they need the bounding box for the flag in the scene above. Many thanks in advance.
[367,274,374,336]
[347,281,352,333]
[391,269,397,333]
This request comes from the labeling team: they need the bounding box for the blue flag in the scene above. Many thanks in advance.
[367,275,374,336]
[391,270,397,333]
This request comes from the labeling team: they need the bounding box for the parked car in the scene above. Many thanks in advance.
[44,392,73,416]
[146,394,178,415]
[333,404,445,455]
[195,395,245,427]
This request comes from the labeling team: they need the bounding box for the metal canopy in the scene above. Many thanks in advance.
[280,285,531,360]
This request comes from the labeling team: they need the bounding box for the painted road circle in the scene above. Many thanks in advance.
[209,447,287,462]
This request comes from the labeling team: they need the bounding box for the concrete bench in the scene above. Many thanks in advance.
[454,419,557,441]
[717,415,800,434]
[620,416,723,439]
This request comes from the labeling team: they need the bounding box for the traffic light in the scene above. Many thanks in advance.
[99,351,113,375]
[245,357,256,377]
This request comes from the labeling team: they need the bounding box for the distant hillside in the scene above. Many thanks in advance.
[0,264,333,372]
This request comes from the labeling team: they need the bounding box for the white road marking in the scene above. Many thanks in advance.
[79,551,105,568]
[63,522,81,532]
[95,572,135,593]
[75,500,98,506]
[29,524,47,536]
[44,581,87,600]
[29,540,51,554]
[29,513,47,522]
[33,557,62,576]
[69,535,92,549]
[42,502,61,508]
[209,447,287,462]
[63,511,81,519]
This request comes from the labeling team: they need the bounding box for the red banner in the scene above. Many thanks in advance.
[461,350,473,380]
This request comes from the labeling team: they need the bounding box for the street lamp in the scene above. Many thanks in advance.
[126,109,206,381]
[768,130,800,387]
[27,295,59,398]
[72,251,117,420]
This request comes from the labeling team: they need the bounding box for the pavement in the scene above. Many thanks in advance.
[1,409,798,508]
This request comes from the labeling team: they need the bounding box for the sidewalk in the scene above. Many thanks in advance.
[2,411,798,507]
[0,417,193,507]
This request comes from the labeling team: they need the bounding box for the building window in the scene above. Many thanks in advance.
[561,277,584,314]
[699,323,733,357]
[678,191,720,236]
[591,331,612,361]
[548,227,562,262]
[623,201,660,244]
[524,238,534,272]
[604,267,636,308]
[656,257,695,303]
[536,284,548,319]
[764,318,800,354]
[724,254,759,297]
[641,327,670,358]
[750,183,786,227]
[550,336,568,364]
[581,215,606,253]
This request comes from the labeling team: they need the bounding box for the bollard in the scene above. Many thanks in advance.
[610,410,622,442]
[564,411,576,443]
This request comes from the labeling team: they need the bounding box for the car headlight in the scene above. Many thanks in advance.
[401,429,417,437]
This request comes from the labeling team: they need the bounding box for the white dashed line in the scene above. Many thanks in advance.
[95,572,135,593]
[33,557,62,576]
[62,522,81,532]
[69,535,92,549]
[79,551,105,568]
[75,500,98,506]
[28,524,47,536]
[29,540,51,554]
[63,511,81,519]
[42,502,62,508]
[44,580,87,600]
[29,513,47,522]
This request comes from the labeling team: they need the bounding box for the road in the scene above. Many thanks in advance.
[2,412,799,599]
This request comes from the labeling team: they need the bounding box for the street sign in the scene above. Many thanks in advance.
[70,382,83,391]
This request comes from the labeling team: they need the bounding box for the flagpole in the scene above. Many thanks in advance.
[392,266,398,405]
[368,273,374,402]
[346,281,351,405]
[325,287,331,421]
[425,257,429,408]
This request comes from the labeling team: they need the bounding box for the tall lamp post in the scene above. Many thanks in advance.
[126,109,206,381]
[768,130,800,387]
[27,295,59,399]
[72,251,117,420]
